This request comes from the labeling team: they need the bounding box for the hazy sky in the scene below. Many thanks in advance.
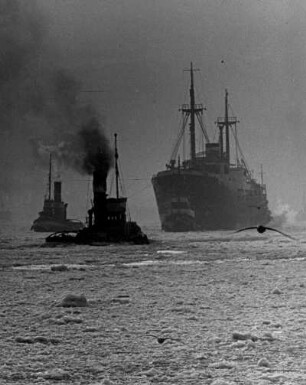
[2,0,306,224]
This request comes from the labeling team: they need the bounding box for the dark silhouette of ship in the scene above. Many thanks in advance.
[46,134,149,244]
[152,63,272,231]
[31,155,84,232]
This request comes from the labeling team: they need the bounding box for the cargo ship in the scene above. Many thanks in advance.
[31,155,84,232]
[152,63,272,231]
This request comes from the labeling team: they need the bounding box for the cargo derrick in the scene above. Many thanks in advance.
[152,63,271,231]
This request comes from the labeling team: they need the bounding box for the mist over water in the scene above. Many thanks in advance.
[3,3,306,382]
[2,0,306,229]
[0,0,112,224]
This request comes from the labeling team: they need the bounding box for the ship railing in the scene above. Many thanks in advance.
[217,116,238,124]
[180,103,204,112]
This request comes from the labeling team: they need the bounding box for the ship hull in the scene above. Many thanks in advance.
[152,169,271,231]
[163,213,196,232]
[31,217,84,232]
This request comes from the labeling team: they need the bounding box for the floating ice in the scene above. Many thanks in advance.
[257,357,271,367]
[51,264,69,272]
[42,369,70,381]
[211,380,234,385]
[12,263,91,271]
[15,336,33,344]
[123,260,160,267]
[157,250,185,254]
[61,294,88,308]
[209,361,236,369]
[63,316,83,324]
[272,287,282,295]
[260,374,287,382]
[232,331,258,341]
[122,260,207,267]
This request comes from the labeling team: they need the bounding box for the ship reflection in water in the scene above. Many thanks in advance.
[152,62,272,232]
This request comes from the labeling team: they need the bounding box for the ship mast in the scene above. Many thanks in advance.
[114,133,119,199]
[48,153,52,200]
[181,62,204,163]
[170,63,209,165]
[189,63,196,162]
[225,90,230,162]
[217,90,238,164]
[260,164,264,186]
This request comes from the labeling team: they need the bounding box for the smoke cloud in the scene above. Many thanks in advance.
[0,0,113,217]
[270,200,298,228]
[79,118,113,175]
[35,117,113,176]
[43,70,113,176]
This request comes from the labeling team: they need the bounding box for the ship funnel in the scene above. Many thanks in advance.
[92,152,108,228]
[54,181,62,202]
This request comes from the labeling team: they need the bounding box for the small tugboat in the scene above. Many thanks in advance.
[46,134,149,244]
[160,158,196,232]
[163,197,196,232]
[32,155,84,232]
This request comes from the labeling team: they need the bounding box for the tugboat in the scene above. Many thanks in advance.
[152,63,272,231]
[46,134,149,244]
[162,158,196,232]
[32,155,84,232]
[163,197,196,232]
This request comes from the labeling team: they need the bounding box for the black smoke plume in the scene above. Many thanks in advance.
[0,0,113,222]
[79,118,113,175]
[41,117,114,176]
[0,0,113,199]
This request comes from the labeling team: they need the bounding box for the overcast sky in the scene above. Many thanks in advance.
[2,0,306,225]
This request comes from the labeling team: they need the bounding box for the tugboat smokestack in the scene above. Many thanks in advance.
[92,166,108,229]
[54,181,62,202]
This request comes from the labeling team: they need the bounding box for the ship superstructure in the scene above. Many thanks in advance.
[152,63,271,231]
[32,155,84,232]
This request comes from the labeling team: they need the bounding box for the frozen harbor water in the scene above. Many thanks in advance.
[2,224,306,384]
